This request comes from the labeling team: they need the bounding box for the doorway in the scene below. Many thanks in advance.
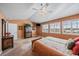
[8,23,18,40]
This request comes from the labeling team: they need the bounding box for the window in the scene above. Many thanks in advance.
[62,20,79,35]
[55,22,61,33]
[72,20,79,35]
[50,23,55,33]
[62,20,72,34]
[42,24,48,33]
[42,19,79,35]
[50,22,61,33]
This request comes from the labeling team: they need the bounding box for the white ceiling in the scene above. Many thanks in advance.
[0,3,79,23]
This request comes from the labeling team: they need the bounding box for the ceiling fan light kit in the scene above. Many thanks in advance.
[32,3,52,16]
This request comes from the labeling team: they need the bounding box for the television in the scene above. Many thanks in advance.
[36,24,41,26]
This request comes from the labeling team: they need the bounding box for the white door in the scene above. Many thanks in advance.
[8,23,18,40]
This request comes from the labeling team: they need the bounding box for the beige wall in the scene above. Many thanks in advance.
[0,11,7,54]
[38,14,79,40]
[0,11,37,53]
[8,19,37,39]
[36,25,42,36]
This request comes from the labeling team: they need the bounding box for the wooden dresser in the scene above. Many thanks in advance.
[2,36,14,51]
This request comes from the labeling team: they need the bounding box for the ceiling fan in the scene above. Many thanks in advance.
[32,3,52,15]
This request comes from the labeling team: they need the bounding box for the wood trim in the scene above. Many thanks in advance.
[42,14,79,24]
[1,19,6,38]
[38,14,79,39]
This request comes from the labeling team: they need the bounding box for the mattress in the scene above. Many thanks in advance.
[32,37,74,56]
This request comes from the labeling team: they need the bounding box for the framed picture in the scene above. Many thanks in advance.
[18,26,23,30]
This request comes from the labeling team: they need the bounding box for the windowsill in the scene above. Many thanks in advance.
[62,33,79,36]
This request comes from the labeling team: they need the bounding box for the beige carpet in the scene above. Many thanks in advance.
[0,37,40,56]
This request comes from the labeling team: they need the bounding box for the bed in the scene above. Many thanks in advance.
[32,37,73,56]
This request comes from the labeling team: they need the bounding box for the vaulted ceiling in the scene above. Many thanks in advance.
[0,3,79,23]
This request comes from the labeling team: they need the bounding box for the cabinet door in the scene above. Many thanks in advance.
[24,24,32,38]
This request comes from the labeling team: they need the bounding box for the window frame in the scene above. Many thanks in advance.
[62,19,79,35]
[50,22,61,34]
[62,20,72,34]
[71,19,79,35]
[42,24,49,33]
